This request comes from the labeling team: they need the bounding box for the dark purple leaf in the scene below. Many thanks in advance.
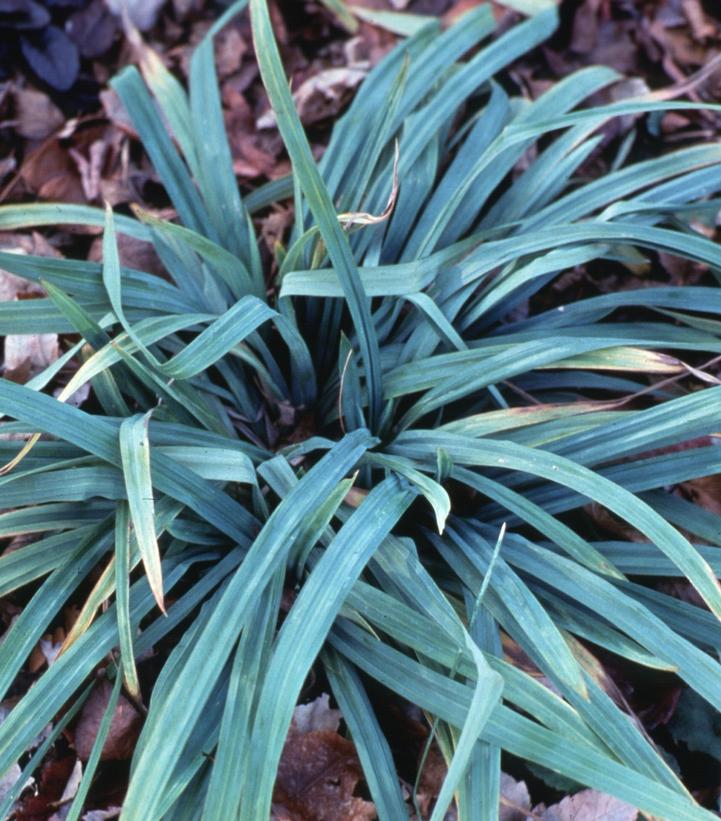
[20,25,79,91]
[0,0,51,30]
[66,0,118,59]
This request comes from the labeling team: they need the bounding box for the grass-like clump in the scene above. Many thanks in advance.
[2,0,721,817]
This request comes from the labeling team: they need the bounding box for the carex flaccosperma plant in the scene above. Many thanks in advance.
[2,1,721,818]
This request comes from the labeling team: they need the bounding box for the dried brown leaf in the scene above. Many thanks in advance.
[12,87,64,140]
[534,789,637,821]
[82,808,122,820]
[500,772,531,820]
[73,679,142,761]
[14,754,76,819]
[215,26,247,79]
[260,207,294,255]
[69,139,109,202]
[88,230,165,277]
[100,88,136,135]
[678,472,721,516]
[20,140,86,203]
[258,66,367,127]
[415,742,447,819]
[291,693,341,735]
[3,333,59,381]
[48,759,82,821]
[273,730,375,821]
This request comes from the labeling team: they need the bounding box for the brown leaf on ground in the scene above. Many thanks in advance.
[273,694,375,820]
[100,88,136,135]
[88,231,166,278]
[106,0,167,31]
[223,85,287,180]
[1,234,61,382]
[500,773,531,820]
[533,789,637,820]
[48,758,83,821]
[69,140,109,202]
[3,333,59,382]
[682,0,716,42]
[28,627,65,674]
[414,741,447,819]
[20,139,86,203]
[587,501,647,543]
[568,0,641,75]
[82,808,122,820]
[256,65,367,127]
[215,26,248,79]
[658,250,706,284]
[260,206,294,255]
[273,731,375,820]
[14,753,76,820]
[291,693,341,734]
[11,87,65,141]
[0,235,54,300]
[677,472,721,516]
[73,679,142,762]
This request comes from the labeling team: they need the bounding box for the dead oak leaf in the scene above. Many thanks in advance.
[257,67,367,128]
[534,789,638,821]
[273,729,375,821]
[1,238,59,383]
[291,693,340,735]
[499,773,531,820]
[73,679,142,762]
[14,753,76,820]
[414,741,448,819]
[3,333,59,381]
[11,86,64,140]
[20,139,86,203]
[215,26,247,79]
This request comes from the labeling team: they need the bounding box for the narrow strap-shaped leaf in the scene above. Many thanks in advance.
[391,431,721,621]
[240,475,417,818]
[330,620,711,820]
[132,208,258,300]
[121,430,375,820]
[0,379,257,544]
[366,452,450,533]
[160,296,275,380]
[0,554,203,780]
[115,501,140,697]
[0,521,112,702]
[0,202,149,239]
[190,0,256,276]
[111,67,216,239]
[323,648,408,821]
[202,567,283,819]
[119,412,165,612]
[102,205,161,368]
[249,0,383,428]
